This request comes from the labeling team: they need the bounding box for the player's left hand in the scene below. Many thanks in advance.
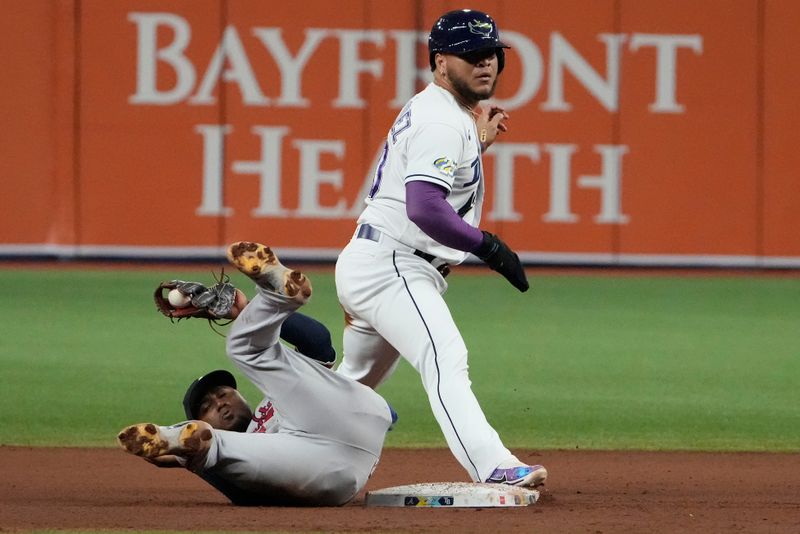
[474,230,529,292]
[154,276,245,321]
[475,104,509,152]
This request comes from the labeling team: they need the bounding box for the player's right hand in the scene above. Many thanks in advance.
[474,231,529,292]
[488,104,509,133]
[476,104,509,151]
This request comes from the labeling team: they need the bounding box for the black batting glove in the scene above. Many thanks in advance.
[474,231,529,292]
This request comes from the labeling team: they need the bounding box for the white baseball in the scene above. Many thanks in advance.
[168,289,192,308]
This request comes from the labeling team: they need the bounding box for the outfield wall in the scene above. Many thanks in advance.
[2,0,798,267]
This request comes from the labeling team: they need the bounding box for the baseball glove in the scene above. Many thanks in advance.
[154,272,237,322]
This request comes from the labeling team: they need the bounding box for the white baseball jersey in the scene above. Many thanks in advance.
[336,81,522,484]
[359,82,484,264]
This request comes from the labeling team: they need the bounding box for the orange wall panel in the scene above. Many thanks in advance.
[762,0,800,258]
[488,0,618,255]
[0,1,75,246]
[222,0,379,250]
[618,0,759,256]
[0,0,798,266]
[78,0,224,247]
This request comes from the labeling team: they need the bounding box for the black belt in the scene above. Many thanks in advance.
[356,224,449,277]
[413,249,436,263]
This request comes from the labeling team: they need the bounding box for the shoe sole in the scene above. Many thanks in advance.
[227,241,312,301]
[515,465,548,488]
[117,422,212,459]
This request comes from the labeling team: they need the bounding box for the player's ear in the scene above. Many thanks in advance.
[435,53,447,76]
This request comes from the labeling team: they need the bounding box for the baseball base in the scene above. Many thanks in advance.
[365,482,539,508]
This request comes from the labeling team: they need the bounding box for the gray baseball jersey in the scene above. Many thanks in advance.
[197,287,393,506]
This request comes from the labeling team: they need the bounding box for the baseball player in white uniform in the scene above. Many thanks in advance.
[118,242,395,506]
[335,9,547,487]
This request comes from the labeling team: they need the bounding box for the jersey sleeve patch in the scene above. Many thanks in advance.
[433,157,457,178]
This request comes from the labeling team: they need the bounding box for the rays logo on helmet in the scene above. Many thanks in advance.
[468,20,493,37]
[433,157,456,177]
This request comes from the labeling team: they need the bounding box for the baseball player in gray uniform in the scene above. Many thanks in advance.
[118,242,395,506]
[335,9,547,487]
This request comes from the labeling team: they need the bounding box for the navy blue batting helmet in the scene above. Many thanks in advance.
[428,9,510,72]
[183,369,237,419]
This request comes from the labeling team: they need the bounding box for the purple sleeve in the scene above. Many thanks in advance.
[406,181,483,253]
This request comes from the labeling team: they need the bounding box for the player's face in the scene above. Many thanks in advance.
[443,49,499,103]
[197,385,252,432]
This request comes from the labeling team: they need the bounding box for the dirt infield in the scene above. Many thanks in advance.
[1,447,798,533]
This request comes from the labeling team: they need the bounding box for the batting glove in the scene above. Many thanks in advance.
[474,231,529,292]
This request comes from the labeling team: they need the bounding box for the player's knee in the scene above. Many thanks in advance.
[281,313,336,366]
